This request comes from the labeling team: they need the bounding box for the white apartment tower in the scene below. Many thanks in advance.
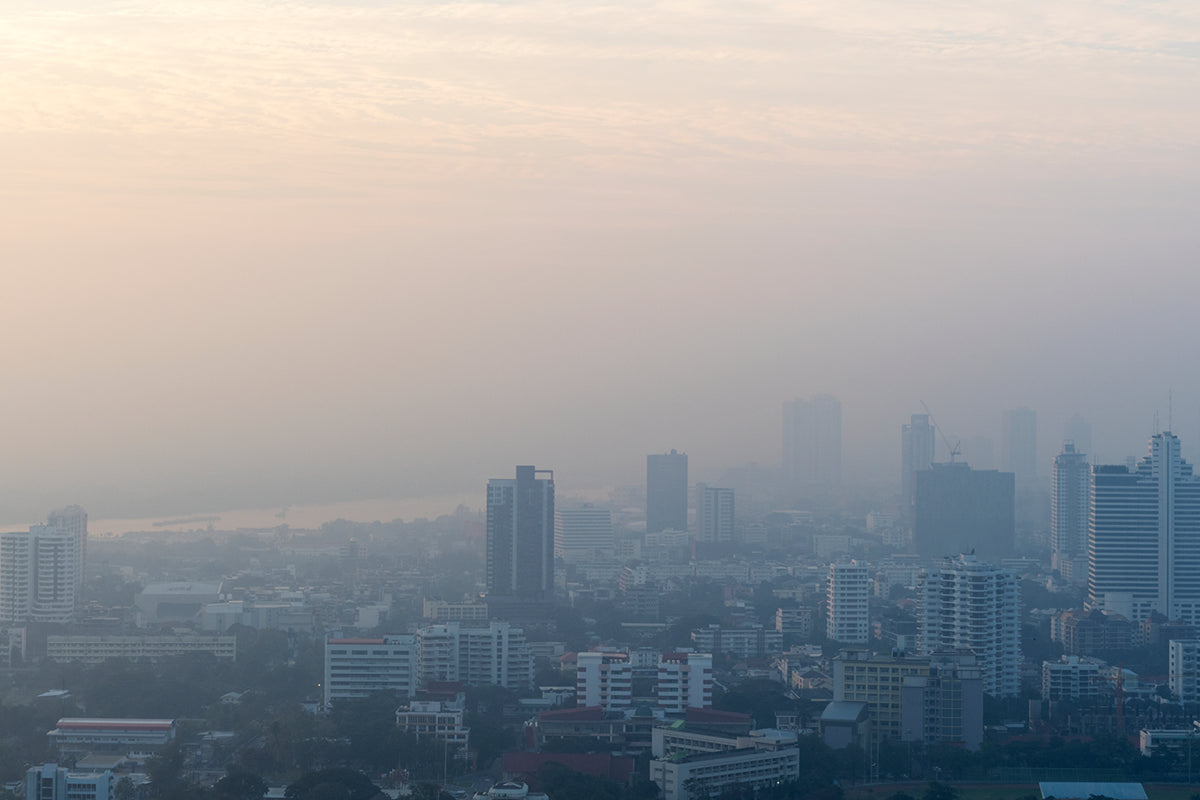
[47,505,87,607]
[696,485,735,544]
[1089,433,1200,623]
[416,622,533,692]
[1051,442,1090,580]
[917,554,1020,697]
[657,652,714,713]
[554,505,615,562]
[1169,639,1200,703]
[826,560,870,644]
[576,650,633,711]
[0,523,78,624]
[324,635,419,709]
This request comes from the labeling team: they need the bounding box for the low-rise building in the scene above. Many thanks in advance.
[1043,656,1102,701]
[691,625,782,659]
[396,700,469,749]
[650,730,800,800]
[46,635,235,664]
[324,636,418,709]
[48,718,175,758]
[25,764,113,800]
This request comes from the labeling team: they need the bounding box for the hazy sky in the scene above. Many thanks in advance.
[2,1,1199,521]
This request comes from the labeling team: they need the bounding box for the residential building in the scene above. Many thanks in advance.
[647,450,689,534]
[487,466,555,603]
[576,651,633,711]
[1051,609,1135,655]
[1042,656,1102,701]
[0,524,78,624]
[46,634,236,664]
[691,625,782,659]
[826,560,870,644]
[1089,433,1200,623]
[657,652,713,713]
[913,463,1015,558]
[323,635,418,709]
[1002,407,1038,482]
[46,506,87,609]
[417,622,533,691]
[782,395,842,492]
[775,607,813,639]
[1052,442,1090,578]
[1169,639,1200,703]
[422,598,491,623]
[25,764,112,800]
[916,555,1021,697]
[554,505,614,562]
[695,485,735,544]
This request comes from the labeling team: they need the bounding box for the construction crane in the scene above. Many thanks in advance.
[920,400,961,463]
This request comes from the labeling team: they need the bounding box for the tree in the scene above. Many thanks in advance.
[114,777,136,800]
[213,765,268,800]
[923,782,958,800]
[285,768,380,800]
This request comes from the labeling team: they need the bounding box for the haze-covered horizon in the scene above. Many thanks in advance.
[3,1,1198,523]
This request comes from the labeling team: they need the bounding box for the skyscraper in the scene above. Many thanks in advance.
[647,450,688,533]
[913,463,1015,558]
[917,554,1021,697]
[1089,433,1200,623]
[0,523,77,624]
[782,395,842,492]
[1001,407,1038,482]
[47,506,87,608]
[695,485,735,543]
[1051,442,1089,579]
[901,414,936,504]
[486,465,555,603]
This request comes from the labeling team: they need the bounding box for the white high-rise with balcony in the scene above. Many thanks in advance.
[917,554,1020,697]
[0,523,78,624]
[576,650,633,710]
[657,652,713,713]
[826,560,870,644]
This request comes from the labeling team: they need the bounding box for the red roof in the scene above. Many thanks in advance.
[502,752,636,785]
[57,720,174,730]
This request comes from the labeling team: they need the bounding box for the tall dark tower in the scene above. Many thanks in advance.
[647,450,688,533]
[487,465,555,603]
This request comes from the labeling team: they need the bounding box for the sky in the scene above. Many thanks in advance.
[1,0,1199,522]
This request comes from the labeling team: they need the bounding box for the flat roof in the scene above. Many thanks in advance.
[56,718,174,730]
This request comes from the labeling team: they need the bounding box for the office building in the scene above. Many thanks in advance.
[695,485,735,544]
[25,764,113,800]
[782,395,842,491]
[0,524,78,624]
[324,635,419,709]
[647,450,689,533]
[1051,442,1090,577]
[916,554,1021,697]
[554,505,614,562]
[826,560,870,644]
[487,466,554,603]
[657,652,714,713]
[1089,433,1200,623]
[1169,639,1200,703]
[576,651,633,711]
[913,463,1015,558]
[901,414,936,505]
[1001,407,1038,482]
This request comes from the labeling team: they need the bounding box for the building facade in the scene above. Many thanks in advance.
[0,524,78,624]
[1042,655,1102,701]
[1052,442,1091,579]
[657,652,714,713]
[554,505,615,563]
[826,560,870,644]
[576,651,634,711]
[417,622,533,691]
[1169,639,1200,703]
[1089,433,1200,623]
[901,414,936,509]
[25,764,113,800]
[916,555,1021,697]
[695,485,735,544]
[913,464,1015,558]
[647,450,689,534]
[323,636,419,709]
[487,466,555,603]
[46,635,236,664]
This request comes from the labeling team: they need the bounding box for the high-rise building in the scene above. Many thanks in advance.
[486,465,554,603]
[913,463,1015,558]
[901,414,936,505]
[1001,407,1038,482]
[1064,414,1093,458]
[554,505,614,562]
[47,506,87,608]
[1169,639,1200,703]
[1051,442,1090,577]
[0,524,77,624]
[657,652,714,713]
[782,395,842,491]
[695,485,735,543]
[917,554,1021,697]
[324,635,419,709]
[416,622,533,691]
[826,560,870,644]
[647,450,688,533]
[1088,432,1200,623]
